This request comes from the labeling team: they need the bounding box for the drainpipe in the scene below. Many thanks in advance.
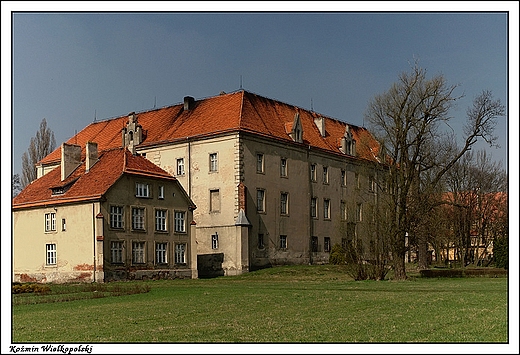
[308,145,313,265]
[92,203,96,283]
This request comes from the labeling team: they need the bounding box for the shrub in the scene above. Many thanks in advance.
[329,244,346,265]
[12,283,51,294]
[493,236,508,269]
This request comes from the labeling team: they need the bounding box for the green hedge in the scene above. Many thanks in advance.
[420,268,508,278]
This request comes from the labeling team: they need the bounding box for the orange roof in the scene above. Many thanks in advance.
[13,148,191,210]
[39,90,380,166]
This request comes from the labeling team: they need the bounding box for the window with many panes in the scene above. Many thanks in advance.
[280,158,287,177]
[45,212,56,232]
[257,189,265,212]
[46,243,56,265]
[175,243,186,264]
[110,206,124,229]
[324,237,331,252]
[310,164,317,182]
[132,207,145,230]
[280,192,288,215]
[211,234,219,249]
[323,199,331,219]
[311,198,317,218]
[156,242,167,264]
[256,153,264,173]
[174,211,186,233]
[111,241,124,263]
[136,183,150,197]
[132,241,145,264]
[323,166,329,184]
[209,153,218,172]
[177,158,185,176]
[279,235,287,249]
[155,209,167,232]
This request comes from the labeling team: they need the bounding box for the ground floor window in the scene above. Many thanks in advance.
[280,235,287,249]
[132,241,145,264]
[111,241,124,263]
[258,233,264,249]
[46,243,56,265]
[211,233,219,249]
[156,242,168,264]
[175,243,186,264]
[311,236,318,252]
[324,237,331,252]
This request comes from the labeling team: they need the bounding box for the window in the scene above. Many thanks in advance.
[311,197,317,218]
[355,173,360,189]
[324,237,331,253]
[211,233,219,249]
[111,241,124,263]
[280,158,287,177]
[45,212,56,232]
[158,185,164,199]
[156,242,168,264]
[110,206,124,229]
[155,209,167,232]
[280,192,288,215]
[323,199,330,219]
[61,218,66,231]
[132,241,145,264]
[174,211,186,233]
[258,234,264,249]
[175,243,186,264]
[257,189,265,212]
[256,153,264,173]
[310,164,317,182]
[323,166,329,184]
[177,158,185,176]
[340,201,347,221]
[209,153,218,172]
[136,183,150,198]
[210,189,220,212]
[279,235,287,249]
[132,207,146,230]
[356,203,363,222]
[46,244,56,265]
[311,236,318,252]
[369,176,375,192]
[341,170,347,186]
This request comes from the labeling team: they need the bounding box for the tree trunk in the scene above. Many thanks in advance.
[417,234,429,269]
[392,251,407,280]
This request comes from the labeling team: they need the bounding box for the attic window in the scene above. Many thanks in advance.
[50,179,77,196]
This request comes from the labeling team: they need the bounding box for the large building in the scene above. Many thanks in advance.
[35,90,386,275]
[13,143,198,283]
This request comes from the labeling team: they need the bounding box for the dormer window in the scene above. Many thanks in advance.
[341,125,356,156]
[289,112,304,143]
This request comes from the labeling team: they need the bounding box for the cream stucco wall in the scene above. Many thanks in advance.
[13,203,101,283]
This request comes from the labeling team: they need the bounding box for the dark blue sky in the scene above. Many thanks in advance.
[6,9,513,176]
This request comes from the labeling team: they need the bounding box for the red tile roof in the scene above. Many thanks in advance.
[38,90,380,166]
[13,148,191,210]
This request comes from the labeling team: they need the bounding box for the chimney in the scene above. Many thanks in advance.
[85,142,98,172]
[314,116,326,137]
[184,96,195,111]
[61,143,81,181]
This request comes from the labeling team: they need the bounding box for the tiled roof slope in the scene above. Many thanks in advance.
[39,90,380,165]
[13,148,183,210]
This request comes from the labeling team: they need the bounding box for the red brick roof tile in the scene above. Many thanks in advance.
[13,148,181,210]
[39,90,380,166]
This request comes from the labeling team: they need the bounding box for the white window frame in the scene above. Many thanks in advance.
[158,185,164,199]
[211,234,219,249]
[45,212,56,232]
[177,158,185,176]
[156,242,168,264]
[132,207,146,230]
[155,209,167,232]
[174,211,186,233]
[46,243,56,265]
[111,241,124,264]
[175,243,186,264]
[280,192,288,215]
[132,241,146,264]
[136,183,150,198]
[209,153,218,172]
[110,205,124,229]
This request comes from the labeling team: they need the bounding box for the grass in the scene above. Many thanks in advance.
[11,265,508,343]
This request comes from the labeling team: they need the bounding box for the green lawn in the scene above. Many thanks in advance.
[11,265,508,343]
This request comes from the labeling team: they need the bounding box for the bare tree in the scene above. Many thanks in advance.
[365,63,504,280]
[21,118,56,188]
[12,174,22,198]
